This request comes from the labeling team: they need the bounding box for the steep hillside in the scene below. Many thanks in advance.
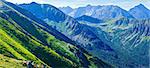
[19,3,114,51]
[81,18,150,68]
[19,3,115,66]
[0,0,111,68]
[19,1,149,68]
[0,54,26,68]
[104,18,150,68]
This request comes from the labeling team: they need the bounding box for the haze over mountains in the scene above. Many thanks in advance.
[59,4,150,19]
[0,0,149,68]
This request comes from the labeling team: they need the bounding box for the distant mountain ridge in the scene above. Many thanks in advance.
[76,15,104,23]
[59,6,73,14]
[59,5,134,19]
[59,4,150,19]
[129,4,150,19]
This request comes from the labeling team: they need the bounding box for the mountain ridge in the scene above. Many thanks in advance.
[0,0,149,68]
[129,4,150,19]
[59,4,134,19]
[76,15,104,24]
[59,4,150,19]
[0,0,112,67]
[19,2,117,66]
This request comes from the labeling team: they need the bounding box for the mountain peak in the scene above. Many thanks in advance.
[129,4,150,19]
[30,2,39,5]
[87,4,92,7]
[138,4,144,6]
[64,6,73,10]
[136,4,146,8]
[129,4,149,11]
[66,6,71,8]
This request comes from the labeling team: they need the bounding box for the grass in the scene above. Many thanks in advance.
[0,1,112,67]
[0,29,38,61]
[0,16,76,67]
[0,54,26,68]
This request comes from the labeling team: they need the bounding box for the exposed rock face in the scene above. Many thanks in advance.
[129,4,150,19]
[59,5,134,19]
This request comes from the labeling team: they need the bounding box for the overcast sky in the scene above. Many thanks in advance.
[6,0,150,10]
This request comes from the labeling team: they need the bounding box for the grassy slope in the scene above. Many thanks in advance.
[0,54,25,68]
[0,29,38,61]
[0,17,75,67]
[0,1,112,67]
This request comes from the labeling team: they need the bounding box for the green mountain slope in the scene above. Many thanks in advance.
[18,1,150,68]
[78,18,150,67]
[0,54,26,68]
[19,3,115,67]
[100,18,150,67]
[0,0,112,68]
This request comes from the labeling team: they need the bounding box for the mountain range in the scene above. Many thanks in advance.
[59,4,150,19]
[0,0,112,68]
[19,2,150,68]
[0,0,149,68]
[19,2,116,67]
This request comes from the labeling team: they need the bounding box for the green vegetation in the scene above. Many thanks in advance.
[0,1,112,68]
[0,17,75,67]
[0,54,26,68]
[0,15,109,67]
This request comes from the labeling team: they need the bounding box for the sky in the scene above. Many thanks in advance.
[6,0,150,10]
